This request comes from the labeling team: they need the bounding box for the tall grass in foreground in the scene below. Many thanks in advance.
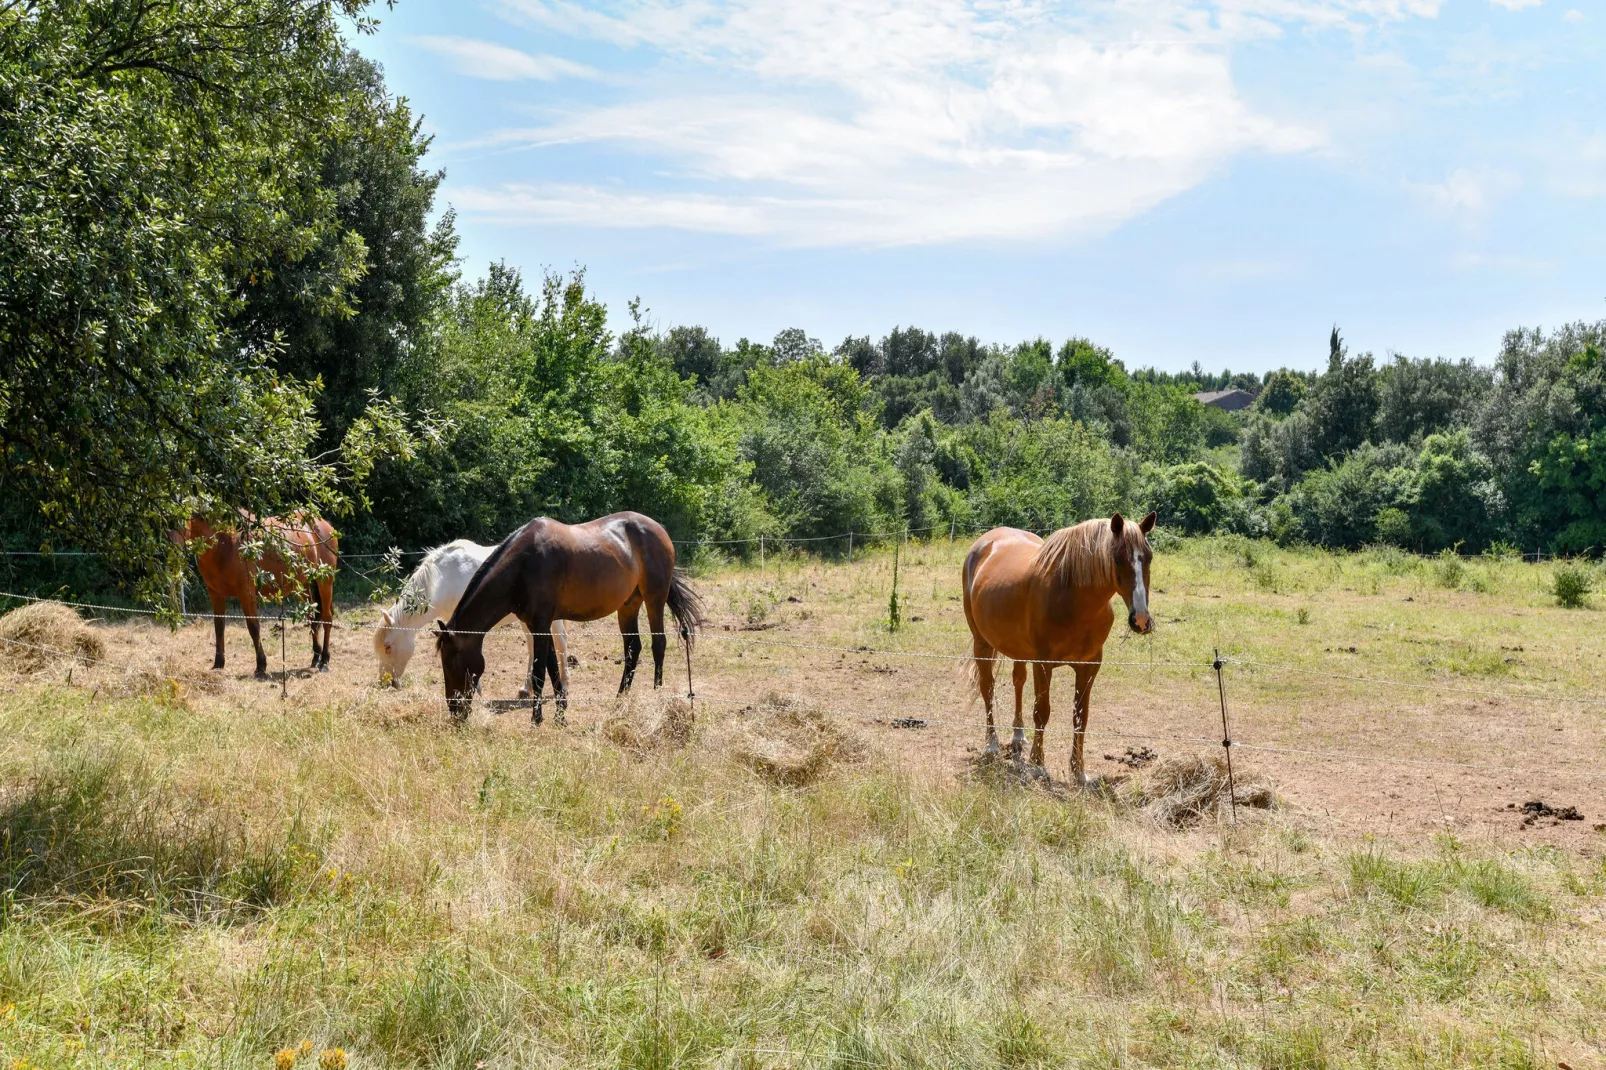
[0,683,1602,1069]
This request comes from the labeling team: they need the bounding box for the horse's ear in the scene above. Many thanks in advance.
[1109,513,1125,537]
[1139,511,1157,534]
[380,609,393,627]
[432,618,450,639]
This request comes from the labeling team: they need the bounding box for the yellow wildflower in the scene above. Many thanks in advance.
[274,1050,297,1070]
[318,1050,348,1070]
[299,1040,314,1058]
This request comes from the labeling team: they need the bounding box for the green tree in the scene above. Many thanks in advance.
[234,51,458,443]
[1254,370,1308,415]
[0,0,412,598]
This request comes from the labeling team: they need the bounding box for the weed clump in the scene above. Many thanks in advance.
[1552,562,1593,608]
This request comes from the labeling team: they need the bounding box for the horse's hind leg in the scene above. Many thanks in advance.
[318,579,333,670]
[646,599,667,688]
[1010,660,1029,762]
[308,584,324,670]
[617,603,643,694]
[974,637,999,755]
[209,590,227,670]
[241,589,268,679]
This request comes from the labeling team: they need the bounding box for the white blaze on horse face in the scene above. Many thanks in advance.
[1126,547,1152,632]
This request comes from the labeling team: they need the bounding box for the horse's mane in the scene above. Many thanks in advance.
[1033,518,1119,589]
[395,540,459,617]
[448,523,525,627]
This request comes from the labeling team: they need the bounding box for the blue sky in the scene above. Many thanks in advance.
[353,0,1604,373]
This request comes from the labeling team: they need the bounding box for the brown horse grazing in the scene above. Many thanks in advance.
[184,515,339,678]
[962,512,1156,785]
[433,512,707,725]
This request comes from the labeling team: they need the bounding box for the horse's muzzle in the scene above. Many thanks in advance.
[1129,610,1153,634]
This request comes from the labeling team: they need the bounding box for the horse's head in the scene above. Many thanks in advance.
[1110,511,1157,634]
[433,618,483,723]
[373,609,418,687]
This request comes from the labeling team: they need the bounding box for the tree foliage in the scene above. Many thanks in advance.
[0,0,417,598]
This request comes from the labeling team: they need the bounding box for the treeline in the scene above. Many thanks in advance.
[2,3,1602,607]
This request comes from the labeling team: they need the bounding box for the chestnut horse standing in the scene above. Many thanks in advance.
[962,512,1156,785]
[434,512,706,725]
[185,515,339,677]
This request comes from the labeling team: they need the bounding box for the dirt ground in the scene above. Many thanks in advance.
[9,541,1606,854]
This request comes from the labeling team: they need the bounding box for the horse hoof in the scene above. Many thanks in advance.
[254,671,268,681]
[318,663,329,674]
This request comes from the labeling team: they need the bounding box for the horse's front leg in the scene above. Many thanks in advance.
[546,633,567,726]
[528,622,553,726]
[1010,660,1028,762]
[1070,661,1102,788]
[1028,662,1054,769]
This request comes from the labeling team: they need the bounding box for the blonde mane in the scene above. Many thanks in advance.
[1033,518,1120,589]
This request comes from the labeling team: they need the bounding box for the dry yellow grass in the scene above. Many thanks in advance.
[0,602,104,673]
[1,537,1604,1068]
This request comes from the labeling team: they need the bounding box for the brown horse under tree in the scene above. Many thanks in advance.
[962,512,1156,785]
[433,512,706,725]
[183,515,339,677]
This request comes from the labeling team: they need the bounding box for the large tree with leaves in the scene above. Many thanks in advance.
[0,0,419,599]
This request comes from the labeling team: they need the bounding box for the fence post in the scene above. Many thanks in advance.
[280,606,288,702]
[847,532,853,564]
[949,516,956,542]
[759,533,765,570]
[1212,648,1237,825]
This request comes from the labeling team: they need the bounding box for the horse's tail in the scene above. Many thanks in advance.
[667,568,708,651]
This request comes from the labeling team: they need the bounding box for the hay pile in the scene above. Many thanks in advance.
[728,691,866,786]
[604,693,696,751]
[0,603,105,674]
[1139,754,1276,828]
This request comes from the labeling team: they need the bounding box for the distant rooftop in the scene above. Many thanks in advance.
[1193,388,1255,411]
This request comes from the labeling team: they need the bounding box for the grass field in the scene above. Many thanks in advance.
[1,536,1603,1068]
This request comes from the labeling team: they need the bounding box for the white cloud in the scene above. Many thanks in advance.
[1562,7,1585,21]
[464,1,1450,245]
[1486,0,1542,9]
[412,35,598,81]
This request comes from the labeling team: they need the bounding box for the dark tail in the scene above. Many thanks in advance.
[667,568,708,651]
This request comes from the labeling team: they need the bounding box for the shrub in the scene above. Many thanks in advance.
[1374,508,1412,547]
[1552,563,1593,608]
[1144,461,1258,536]
[1433,548,1465,590]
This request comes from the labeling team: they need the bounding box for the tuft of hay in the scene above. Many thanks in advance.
[0,602,105,674]
[604,693,696,751]
[1139,754,1276,828]
[728,691,866,786]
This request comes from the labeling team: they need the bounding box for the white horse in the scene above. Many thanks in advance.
[373,539,568,691]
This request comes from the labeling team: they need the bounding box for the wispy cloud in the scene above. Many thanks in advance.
[412,35,599,81]
[1486,0,1542,9]
[1409,168,1521,217]
[456,1,1459,245]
